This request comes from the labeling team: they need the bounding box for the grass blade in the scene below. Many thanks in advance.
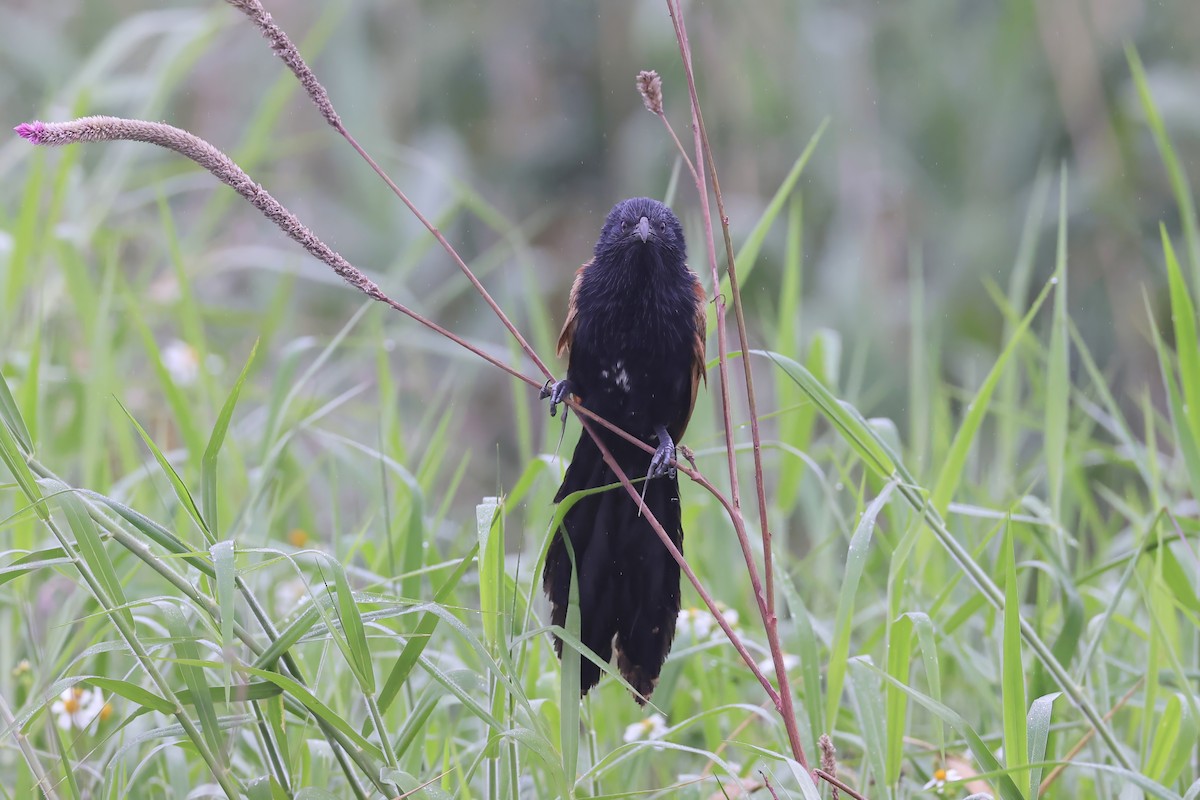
[202,340,259,539]
[1001,522,1028,781]
[1044,169,1069,519]
[826,480,896,735]
[118,398,210,542]
[42,480,134,630]
[1127,45,1200,282]
[931,279,1054,514]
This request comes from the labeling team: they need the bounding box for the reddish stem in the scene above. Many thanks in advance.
[814,769,870,800]
[664,0,809,771]
[336,128,553,382]
[575,416,781,706]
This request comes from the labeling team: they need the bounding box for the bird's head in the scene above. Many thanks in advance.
[595,197,685,262]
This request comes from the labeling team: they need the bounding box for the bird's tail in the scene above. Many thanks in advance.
[543,432,682,702]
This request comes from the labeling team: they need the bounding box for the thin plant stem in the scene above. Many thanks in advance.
[663,0,809,770]
[223,0,553,383]
[15,117,539,395]
[576,417,781,707]
[365,694,401,776]
[0,692,58,800]
[814,769,871,800]
[646,110,773,629]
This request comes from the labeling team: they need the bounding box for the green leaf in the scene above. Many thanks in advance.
[0,547,69,587]
[42,479,133,629]
[756,348,895,477]
[849,658,889,797]
[211,539,236,695]
[122,289,206,475]
[885,614,914,785]
[1160,227,1200,457]
[932,279,1054,514]
[871,663,1025,800]
[1145,290,1200,504]
[202,340,259,539]
[558,521,581,797]
[725,118,828,292]
[240,665,385,763]
[826,480,896,734]
[778,571,824,748]
[118,398,210,542]
[80,489,215,578]
[1026,692,1060,797]
[173,680,283,709]
[0,368,32,453]
[1144,693,1182,784]
[0,410,47,521]
[160,601,223,759]
[1044,170,1069,518]
[1001,522,1027,779]
[325,559,375,694]
[378,543,479,713]
[476,496,505,653]
[1127,45,1200,283]
[84,676,174,716]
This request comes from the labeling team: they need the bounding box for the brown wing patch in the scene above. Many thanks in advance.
[556,260,590,358]
[674,271,708,441]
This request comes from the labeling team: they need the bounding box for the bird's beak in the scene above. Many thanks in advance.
[636,216,651,243]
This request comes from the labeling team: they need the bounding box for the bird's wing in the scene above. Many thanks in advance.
[556,260,590,358]
[692,275,708,389]
[676,272,708,441]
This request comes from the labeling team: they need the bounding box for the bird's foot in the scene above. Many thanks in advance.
[649,425,677,479]
[541,378,575,418]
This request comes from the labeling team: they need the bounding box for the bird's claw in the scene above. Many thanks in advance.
[543,378,574,418]
[649,426,677,479]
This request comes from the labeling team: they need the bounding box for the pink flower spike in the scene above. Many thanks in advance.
[14,121,46,144]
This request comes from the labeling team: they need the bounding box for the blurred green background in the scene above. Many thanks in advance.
[2,0,1200,795]
[3,0,1199,581]
[1,0,1198,591]
[5,1,1198,404]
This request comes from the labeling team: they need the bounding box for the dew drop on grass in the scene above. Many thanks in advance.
[1050,276,1058,285]
[834,481,844,492]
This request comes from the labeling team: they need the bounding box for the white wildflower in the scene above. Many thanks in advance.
[274,577,311,616]
[162,339,200,386]
[756,653,801,675]
[677,607,714,639]
[51,686,105,731]
[922,767,962,794]
[623,713,668,743]
[677,605,738,640]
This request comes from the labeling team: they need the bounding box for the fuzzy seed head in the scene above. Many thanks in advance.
[14,121,46,144]
[637,70,664,115]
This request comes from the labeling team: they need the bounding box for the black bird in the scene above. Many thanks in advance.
[542,197,706,702]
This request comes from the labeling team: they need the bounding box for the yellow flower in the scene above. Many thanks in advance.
[287,528,310,547]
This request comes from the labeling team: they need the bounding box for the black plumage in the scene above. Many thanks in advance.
[543,197,706,702]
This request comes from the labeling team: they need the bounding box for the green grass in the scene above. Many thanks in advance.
[2,3,1200,799]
